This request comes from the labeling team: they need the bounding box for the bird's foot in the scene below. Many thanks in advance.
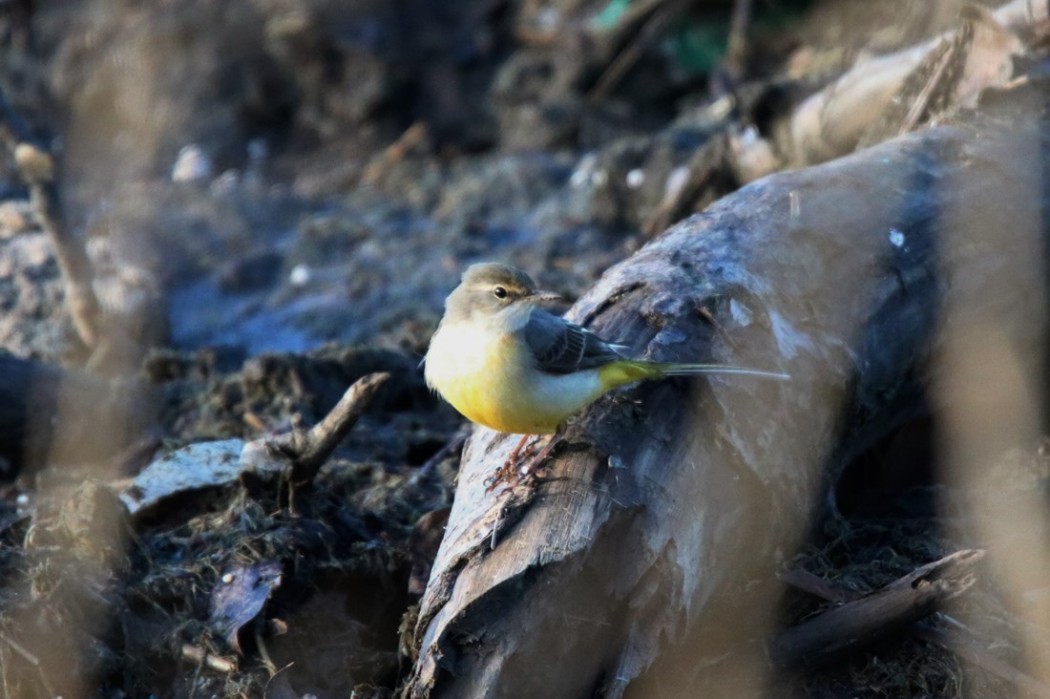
[518,436,557,481]
[485,434,550,492]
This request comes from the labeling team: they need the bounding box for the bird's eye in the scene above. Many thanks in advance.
[493,286,508,299]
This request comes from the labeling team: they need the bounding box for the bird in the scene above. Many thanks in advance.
[424,262,788,480]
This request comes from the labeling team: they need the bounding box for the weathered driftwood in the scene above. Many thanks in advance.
[405,117,1049,697]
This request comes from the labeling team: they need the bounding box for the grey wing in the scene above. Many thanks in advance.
[522,308,626,375]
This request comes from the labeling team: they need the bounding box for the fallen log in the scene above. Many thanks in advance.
[405,112,1050,697]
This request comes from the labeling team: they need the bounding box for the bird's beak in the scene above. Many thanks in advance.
[530,290,562,303]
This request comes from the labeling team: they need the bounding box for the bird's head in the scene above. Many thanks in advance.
[445,262,561,322]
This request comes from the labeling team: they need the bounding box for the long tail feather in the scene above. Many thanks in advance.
[599,359,789,390]
[655,363,790,380]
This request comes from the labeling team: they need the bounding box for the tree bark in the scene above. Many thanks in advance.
[405,114,1049,697]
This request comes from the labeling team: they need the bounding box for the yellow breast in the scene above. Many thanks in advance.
[424,318,599,434]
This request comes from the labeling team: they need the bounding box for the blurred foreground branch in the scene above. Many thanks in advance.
[0,89,101,349]
[0,354,158,474]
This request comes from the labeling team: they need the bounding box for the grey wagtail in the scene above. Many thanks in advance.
[424,262,788,469]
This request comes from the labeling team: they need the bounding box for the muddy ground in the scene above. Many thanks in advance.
[0,0,1042,696]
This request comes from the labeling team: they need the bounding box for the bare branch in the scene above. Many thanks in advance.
[269,372,391,485]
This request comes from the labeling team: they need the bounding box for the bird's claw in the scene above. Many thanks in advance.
[484,435,556,493]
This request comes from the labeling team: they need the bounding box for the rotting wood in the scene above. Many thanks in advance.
[405,117,1050,697]
[781,557,1050,698]
[770,549,984,668]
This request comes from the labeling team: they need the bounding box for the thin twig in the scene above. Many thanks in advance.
[605,0,668,38]
[778,567,850,604]
[898,39,958,136]
[21,147,100,346]
[270,372,391,485]
[414,426,470,481]
[361,122,429,185]
[255,622,278,676]
[642,135,727,237]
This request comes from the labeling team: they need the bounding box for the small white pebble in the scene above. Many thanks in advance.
[221,573,234,584]
[888,228,905,248]
[15,493,29,507]
[626,168,645,189]
[171,144,213,183]
[289,263,312,287]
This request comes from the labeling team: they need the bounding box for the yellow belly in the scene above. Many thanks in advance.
[425,320,606,434]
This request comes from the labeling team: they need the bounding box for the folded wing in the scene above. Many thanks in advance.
[522,308,626,375]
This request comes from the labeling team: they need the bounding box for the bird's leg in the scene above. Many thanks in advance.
[507,433,533,464]
[516,434,558,481]
[486,433,544,491]
[486,434,533,490]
